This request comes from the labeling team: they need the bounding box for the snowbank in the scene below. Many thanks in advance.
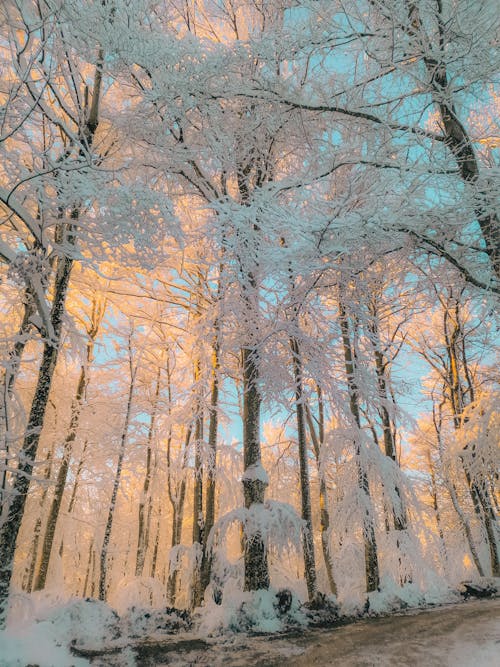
[0,595,120,667]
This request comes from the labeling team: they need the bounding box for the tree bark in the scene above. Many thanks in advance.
[406,1,500,279]
[191,359,204,608]
[135,368,161,578]
[305,394,337,596]
[338,294,379,593]
[67,439,88,515]
[472,478,500,577]
[150,506,161,581]
[433,402,484,576]
[0,292,36,501]
[442,295,499,576]
[23,447,53,593]
[366,301,410,584]
[241,344,270,592]
[199,334,220,604]
[34,333,97,591]
[290,337,318,603]
[237,166,270,593]
[82,540,94,598]
[0,252,73,625]
[426,450,448,568]
[447,478,485,577]
[99,346,135,601]
[166,424,191,604]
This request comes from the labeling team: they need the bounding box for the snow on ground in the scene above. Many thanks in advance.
[0,624,89,667]
[0,590,498,666]
[0,593,125,666]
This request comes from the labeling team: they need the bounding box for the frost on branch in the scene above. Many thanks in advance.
[207,500,304,599]
[7,251,50,290]
[213,500,302,555]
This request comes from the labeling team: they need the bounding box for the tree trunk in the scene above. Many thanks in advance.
[67,439,89,515]
[448,479,485,577]
[426,450,448,568]
[0,51,103,623]
[236,167,270,593]
[442,297,499,576]
[191,359,204,608]
[290,337,318,603]
[199,334,220,604]
[367,304,408,532]
[34,338,95,591]
[465,471,500,577]
[405,2,500,279]
[433,403,484,576]
[0,292,36,501]
[150,507,161,580]
[23,447,54,592]
[338,294,379,593]
[99,351,135,601]
[82,540,94,598]
[57,438,89,563]
[241,344,270,592]
[366,303,410,584]
[192,366,204,546]
[305,395,337,596]
[136,368,161,578]
[166,424,191,604]
[0,252,73,625]
[478,487,499,577]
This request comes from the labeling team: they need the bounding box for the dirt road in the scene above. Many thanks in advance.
[87,597,500,666]
[286,597,500,667]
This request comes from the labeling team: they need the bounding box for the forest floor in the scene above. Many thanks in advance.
[84,596,500,667]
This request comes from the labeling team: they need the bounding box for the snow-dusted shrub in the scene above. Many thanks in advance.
[301,594,340,627]
[198,587,307,636]
[367,586,424,615]
[121,605,191,638]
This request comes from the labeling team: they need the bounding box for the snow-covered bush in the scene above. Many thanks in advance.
[121,605,191,638]
[198,587,307,636]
